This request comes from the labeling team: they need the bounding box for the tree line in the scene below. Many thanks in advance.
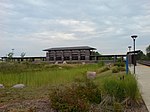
[137,45,150,60]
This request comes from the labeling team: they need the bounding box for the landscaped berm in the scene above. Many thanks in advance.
[0,62,148,112]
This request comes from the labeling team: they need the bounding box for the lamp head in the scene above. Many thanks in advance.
[128,46,131,49]
[131,35,137,39]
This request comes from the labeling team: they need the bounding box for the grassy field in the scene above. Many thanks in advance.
[0,62,144,112]
[0,62,101,87]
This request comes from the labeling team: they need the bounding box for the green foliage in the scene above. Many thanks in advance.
[0,62,141,111]
[74,78,102,104]
[50,86,90,112]
[50,78,101,111]
[0,62,100,87]
[112,66,125,73]
[146,45,150,54]
[103,77,125,101]
[20,52,26,58]
[7,52,14,58]
[92,51,101,56]
[146,53,150,60]
[0,62,26,74]
[118,67,126,71]
[125,75,138,100]
[112,67,120,73]
[100,66,110,72]
[113,102,123,112]
[103,75,139,102]
[114,62,125,67]
[96,66,110,74]
[137,51,146,60]
[97,61,105,67]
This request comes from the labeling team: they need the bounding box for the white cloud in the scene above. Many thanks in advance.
[20,31,77,42]
[20,0,47,6]
[0,0,150,56]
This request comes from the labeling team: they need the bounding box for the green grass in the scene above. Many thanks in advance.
[0,62,140,109]
[0,62,100,87]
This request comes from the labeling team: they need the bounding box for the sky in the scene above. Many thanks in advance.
[0,0,150,57]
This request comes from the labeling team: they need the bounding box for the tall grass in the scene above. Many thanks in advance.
[0,62,100,87]
[102,74,139,101]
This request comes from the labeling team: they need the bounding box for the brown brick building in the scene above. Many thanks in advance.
[43,46,96,62]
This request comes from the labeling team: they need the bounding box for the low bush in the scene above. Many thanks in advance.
[101,66,110,72]
[50,85,89,112]
[125,75,139,100]
[50,78,101,111]
[118,67,126,71]
[103,78,125,101]
[114,62,125,67]
[96,66,110,74]
[112,67,120,73]
[113,102,123,111]
[75,78,102,104]
[103,75,139,102]
[112,66,126,73]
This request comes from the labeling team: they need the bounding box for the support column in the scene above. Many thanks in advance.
[61,51,64,62]
[54,51,56,62]
[95,56,97,61]
[78,50,81,61]
[70,50,72,61]
[114,56,117,63]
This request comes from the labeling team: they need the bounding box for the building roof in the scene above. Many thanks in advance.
[127,50,141,54]
[43,46,96,51]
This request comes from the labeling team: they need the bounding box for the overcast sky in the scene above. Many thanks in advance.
[0,0,150,57]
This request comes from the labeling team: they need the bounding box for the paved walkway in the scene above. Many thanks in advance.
[129,64,150,112]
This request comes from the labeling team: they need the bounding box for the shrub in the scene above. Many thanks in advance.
[97,61,104,67]
[118,67,125,71]
[96,66,110,74]
[103,78,125,101]
[50,85,89,112]
[112,67,125,73]
[112,67,119,73]
[125,75,138,100]
[50,78,101,111]
[103,75,139,102]
[113,102,123,112]
[75,78,101,104]
[101,67,110,72]
[114,62,125,67]
[0,62,26,74]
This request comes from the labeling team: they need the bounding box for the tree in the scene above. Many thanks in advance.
[137,51,146,60]
[146,45,150,59]
[146,45,150,54]
[6,49,15,61]
[7,52,14,58]
[7,52,14,61]
[20,52,26,58]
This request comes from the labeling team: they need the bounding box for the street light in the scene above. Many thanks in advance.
[128,46,132,52]
[131,35,137,74]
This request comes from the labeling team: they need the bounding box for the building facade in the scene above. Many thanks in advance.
[43,46,96,62]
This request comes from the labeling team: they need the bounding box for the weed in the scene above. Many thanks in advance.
[50,78,101,111]
[103,74,139,102]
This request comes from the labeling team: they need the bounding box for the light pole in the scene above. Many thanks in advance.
[12,49,14,53]
[128,46,132,52]
[131,35,137,74]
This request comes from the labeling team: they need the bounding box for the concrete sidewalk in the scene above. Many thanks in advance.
[129,64,150,112]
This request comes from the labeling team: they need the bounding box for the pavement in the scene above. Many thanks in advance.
[129,64,150,112]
